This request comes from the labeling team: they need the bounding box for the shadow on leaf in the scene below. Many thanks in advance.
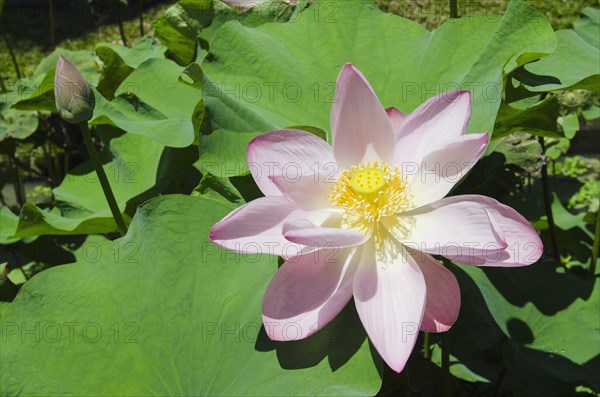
[255,300,372,372]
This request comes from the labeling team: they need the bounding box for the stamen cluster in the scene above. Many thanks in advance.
[330,161,411,238]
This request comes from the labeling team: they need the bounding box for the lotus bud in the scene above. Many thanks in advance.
[54,55,95,124]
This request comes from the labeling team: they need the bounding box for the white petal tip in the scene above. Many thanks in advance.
[387,360,408,373]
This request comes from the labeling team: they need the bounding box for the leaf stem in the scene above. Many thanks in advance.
[2,32,22,79]
[13,247,30,281]
[138,0,145,37]
[8,155,26,207]
[48,0,56,50]
[590,209,599,279]
[538,136,560,261]
[491,365,507,397]
[79,123,127,236]
[42,142,57,187]
[449,0,458,18]
[423,332,430,359]
[14,158,26,207]
[116,1,128,47]
[0,72,7,92]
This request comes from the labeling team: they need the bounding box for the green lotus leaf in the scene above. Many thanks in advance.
[199,0,556,176]
[1,195,382,396]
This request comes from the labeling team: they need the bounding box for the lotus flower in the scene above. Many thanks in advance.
[209,63,543,372]
[54,55,95,125]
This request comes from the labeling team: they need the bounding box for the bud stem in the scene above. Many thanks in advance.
[423,331,430,359]
[79,123,128,236]
[441,332,451,396]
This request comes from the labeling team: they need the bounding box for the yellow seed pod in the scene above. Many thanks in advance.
[350,167,386,195]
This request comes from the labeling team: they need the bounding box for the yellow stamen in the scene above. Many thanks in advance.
[329,161,411,239]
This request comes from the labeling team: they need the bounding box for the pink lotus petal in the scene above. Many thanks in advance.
[394,90,471,167]
[331,64,395,168]
[412,251,460,332]
[270,172,335,211]
[263,246,361,341]
[282,218,368,249]
[247,129,336,197]
[430,195,543,266]
[353,240,426,373]
[386,107,408,139]
[394,198,508,261]
[408,132,489,208]
[399,195,542,266]
[209,196,303,256]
